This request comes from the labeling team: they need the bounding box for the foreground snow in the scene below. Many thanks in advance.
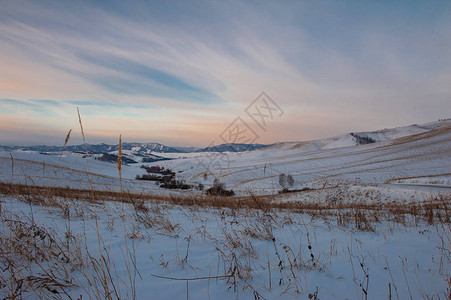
[0,196,449,299]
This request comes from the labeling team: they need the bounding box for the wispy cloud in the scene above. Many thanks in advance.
[1,0,451,146]
[1,98,63,116]
[73,52,221,103]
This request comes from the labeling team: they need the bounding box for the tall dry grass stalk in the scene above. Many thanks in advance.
[76,107,94,197]
[38,128,73,214]
[116,134,136,299]
[62,129,72,154]
[77,107,86,150]
[10,153,14,183]
[117,134,122,181]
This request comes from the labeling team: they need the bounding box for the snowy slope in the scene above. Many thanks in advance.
[0,151,194,197]
[0,120,450,201]
[151,119,451,199]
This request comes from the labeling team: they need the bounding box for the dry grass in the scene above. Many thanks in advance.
[0,180,450,299]
[1,182,449,227]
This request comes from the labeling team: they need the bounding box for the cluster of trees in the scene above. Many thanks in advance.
[278,173,300,193]
[140,165,175,176]
[206,179,235,196]
[160,180,192,190]
[350,133,376,145]
[136,168,233,195]
[278,173,294,188]
[96,153,137,164]
[136,174,161,181]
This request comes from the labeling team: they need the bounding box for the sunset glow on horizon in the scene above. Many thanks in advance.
[1,1,451,147]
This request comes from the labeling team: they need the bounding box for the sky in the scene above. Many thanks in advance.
[1,0,451,147]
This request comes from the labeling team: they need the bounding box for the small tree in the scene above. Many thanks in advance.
[279,173,286,187]
[213,178,225,189]
[206,178,234,196]
[287,174,294,187]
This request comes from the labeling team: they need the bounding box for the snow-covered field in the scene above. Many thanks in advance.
[0,120,450,299]
[150,119,451,202]
[1,120,450,201]
[1,195,449,299]
[0,151,195,197]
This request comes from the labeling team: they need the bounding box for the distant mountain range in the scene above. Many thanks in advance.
[0,142,270,154]
[2,119,450,166]
[3,119,451,156]
[196,143,269,152]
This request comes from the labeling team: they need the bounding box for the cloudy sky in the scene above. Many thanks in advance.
[1,0,451,146]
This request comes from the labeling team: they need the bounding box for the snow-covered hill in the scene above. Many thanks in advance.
[150,119,451,200]
[0,119,450,201]
[265,120,446,154]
